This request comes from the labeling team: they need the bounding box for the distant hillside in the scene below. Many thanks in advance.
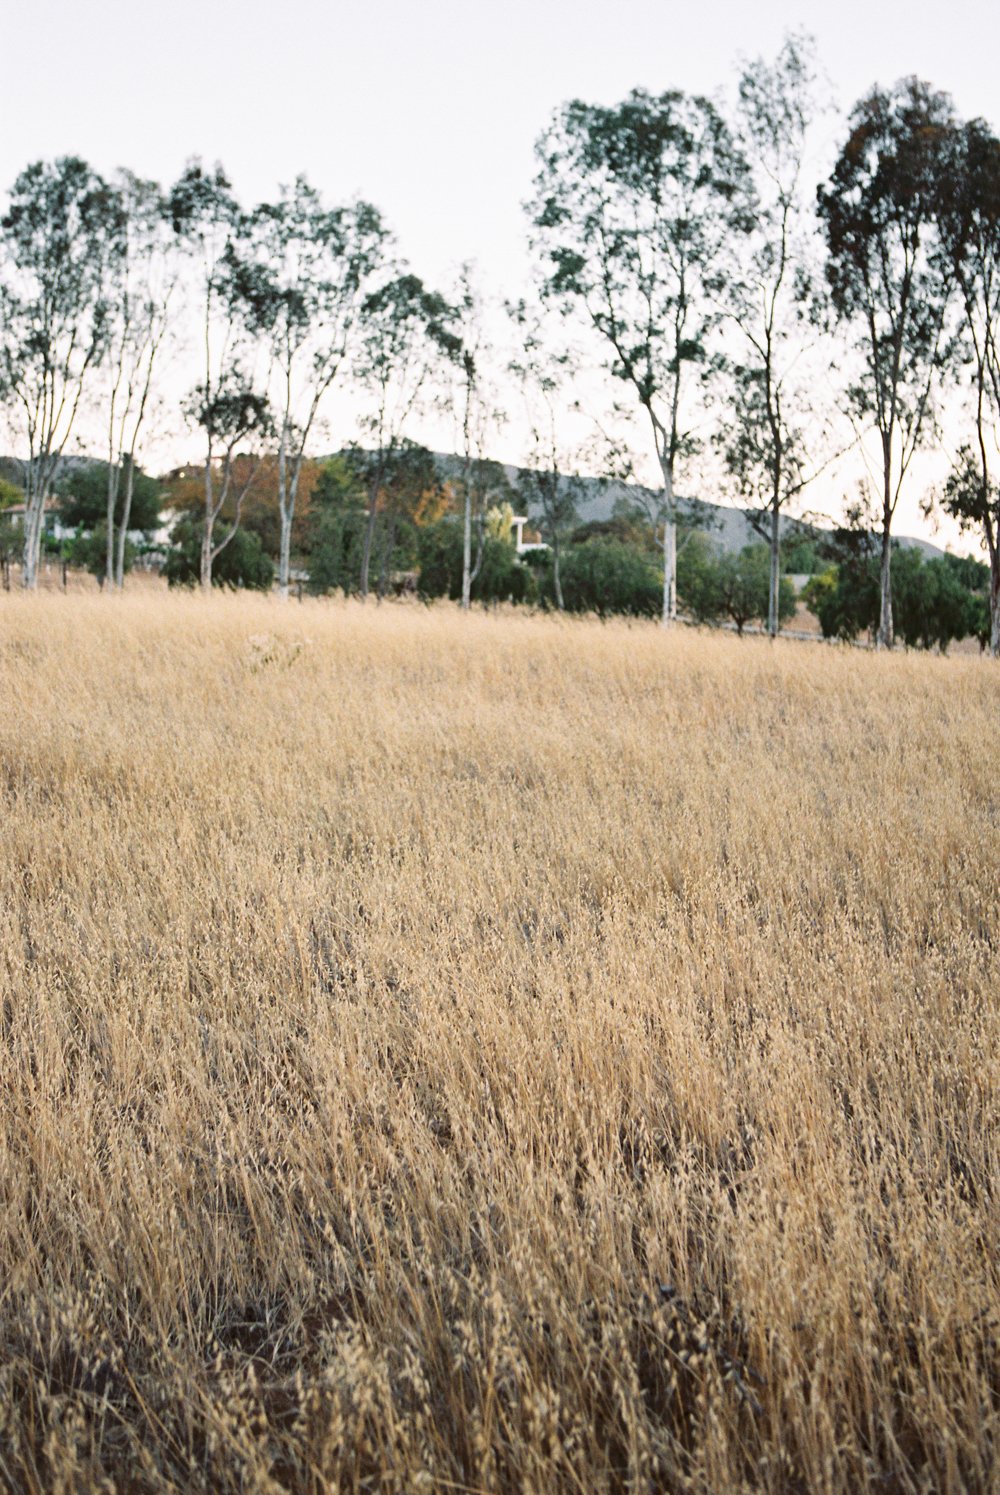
[431,454,946,562]
[1,449,946,562]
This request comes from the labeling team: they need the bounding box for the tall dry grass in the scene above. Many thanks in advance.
[0,591,996,1493]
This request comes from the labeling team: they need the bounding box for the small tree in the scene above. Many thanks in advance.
[305,455,368,594]
[99,170,178,589]
[183,377,272,590]
[818,79,958,647]
[170,161,272,590]
[58,459,162,535]
[530,89,751,623]
[892,549,983,652]
[718,544,796,634]
[0,512,17,590]
[936,120,1000,655]
[677,530,726,623]
[558,538,662,618]
[164,516,274,591]
[366,441,443,598]
[234,180,387,597]
[352,274,461,598]
[447,268,508,610]
[722,33,839,636]
[508,300,583,610]
[0,157,124,588]
[68,525,137,588]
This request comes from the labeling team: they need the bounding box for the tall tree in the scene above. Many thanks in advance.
[0,157,124,588]
[448,268,507,610]
[508,300,583,611]
[100,170,178,588]
[529,89,751,624]
[234,179,387,598]
[373,441,442,599]
[352,273,460,598]
[936,120,1000,655]
[817,78,958,648]
[169,161,272,591]
[723,33,836,636]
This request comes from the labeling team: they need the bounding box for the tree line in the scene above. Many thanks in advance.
[1,33,998,653]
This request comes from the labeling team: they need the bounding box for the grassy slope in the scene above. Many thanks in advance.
[0,593,997,1492]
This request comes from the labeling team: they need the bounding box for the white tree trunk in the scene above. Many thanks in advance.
[277,420,291,600]
[201,459,214,593]
[114,462,135,588]
[22,487,44,590]
[768,502,780,638]
[461,482,472,611]
[656,443,677,627]
[553,539,564,611]
[877,523,894,650]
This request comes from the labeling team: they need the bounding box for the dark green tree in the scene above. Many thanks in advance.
[558,539,662,619]
[67,525,137,587]
[170,160,272,590]
[417,520,535,606]
[508,300,584,610]
[352,274,461,597]
[234,180,387,597]
[818,79,958,647]
[936,120,1000,654]
[0,157,125,588]
[530,89,751,624]
[676,531,726,623]
[722,33,836,636]
[305,455,368,594]
[718,544,797,634]
[58,460,162,534]
[892,548,981,651]
[163,517,273,590]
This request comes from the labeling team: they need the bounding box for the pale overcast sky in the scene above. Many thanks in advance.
[3,0,999,545]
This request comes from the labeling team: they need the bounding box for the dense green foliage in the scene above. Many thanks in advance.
[0,476,23,510]
[677,538,797,632]
[67,526,137,585]
[163,518,274,590]
[58,460,162,534]
[805,542,988,650]
[417,520,536,606]
[553,539,661,618]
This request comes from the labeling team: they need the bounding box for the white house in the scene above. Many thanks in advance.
[3,501,75,543]
[511,514,549,556]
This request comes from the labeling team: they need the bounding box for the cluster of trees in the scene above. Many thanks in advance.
[1,34,999,654]
[274,457,803,635]
[529,47,1000,653]
[803,535,990,651]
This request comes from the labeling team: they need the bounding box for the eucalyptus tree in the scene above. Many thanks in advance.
[170,161,272,591]
[233,180,388,597]
[182,376,272,590]
[529,89,751,624]
[101,170,179,588]
[936,120,1000,654]
[817,79,958,648]
[723,33,836,636]
[352,273,461,598]
[508,299,583,610]
[446,269,510,609]
[0,157,124,588]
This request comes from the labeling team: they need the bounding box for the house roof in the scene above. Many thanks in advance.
[3,500,59,516]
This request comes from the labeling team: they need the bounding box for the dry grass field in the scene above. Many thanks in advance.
[0,592,997,1494]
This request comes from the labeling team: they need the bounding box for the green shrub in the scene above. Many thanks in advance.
[163,518,274,590]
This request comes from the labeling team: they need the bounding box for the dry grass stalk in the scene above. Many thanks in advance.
[0,591,996,1492]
